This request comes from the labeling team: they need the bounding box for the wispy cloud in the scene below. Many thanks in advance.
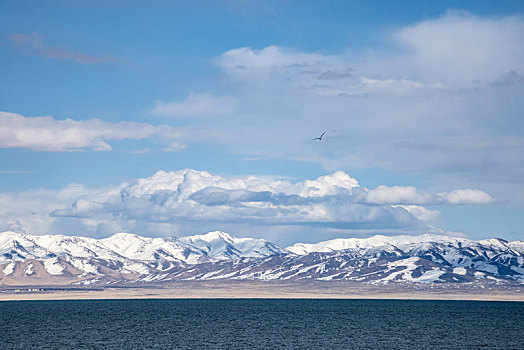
[8,32,117,64]
[0,111,185,152]
[363,186,498,205]
[162,142,188,152]
[0,170,32,174]
[152,93,237,117]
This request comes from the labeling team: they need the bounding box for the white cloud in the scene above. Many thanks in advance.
[392,11,524,86]
[363,186,432,205]
[120,169,359,200]
[0,111,185,152]
[152,93,236,117]
[394,205,441,223]
[294,171,360,197]
[218,45,331,72]
[217,45,347,93]
[436,189,498,205]
[0,169,497,242]
[363,185,496,205]
[162,142,187,152]
[0,184,91,235]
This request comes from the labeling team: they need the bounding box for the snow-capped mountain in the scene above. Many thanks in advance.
[286,234,524,280]
[286,234,468,254]
[177,231,285,260]
[0,231,523,286]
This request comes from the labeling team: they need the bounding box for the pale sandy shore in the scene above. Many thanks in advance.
[1,281,523,302]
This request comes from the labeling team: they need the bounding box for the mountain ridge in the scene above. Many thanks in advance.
[1,231,523,287]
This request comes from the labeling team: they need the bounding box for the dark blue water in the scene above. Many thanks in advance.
[0,299,523,349]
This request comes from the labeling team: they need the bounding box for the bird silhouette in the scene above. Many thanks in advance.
[313,131,326,141]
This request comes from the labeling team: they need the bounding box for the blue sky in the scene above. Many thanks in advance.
[1,0,523,245]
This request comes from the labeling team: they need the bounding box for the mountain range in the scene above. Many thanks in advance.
[1,231,523,287]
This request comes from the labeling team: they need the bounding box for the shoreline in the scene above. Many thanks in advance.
[1,281,522,302]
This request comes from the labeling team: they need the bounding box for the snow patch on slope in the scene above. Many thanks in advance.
[43,258,65,275]
[24,263,34,276]
[453,267,467,275]
[3,261,15,275]
[68,258,98,275]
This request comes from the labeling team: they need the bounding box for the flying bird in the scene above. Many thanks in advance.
[313,131,326,141]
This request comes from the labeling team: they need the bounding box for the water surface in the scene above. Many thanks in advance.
[1,299,522,349]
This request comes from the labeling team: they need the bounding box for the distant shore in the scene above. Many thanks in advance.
[1,281,522,302]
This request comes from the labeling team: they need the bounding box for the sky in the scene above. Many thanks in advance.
[1,0,523,245]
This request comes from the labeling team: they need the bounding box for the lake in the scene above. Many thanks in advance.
[1,299,523,349]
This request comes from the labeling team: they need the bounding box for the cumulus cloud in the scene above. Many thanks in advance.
[9,33,117,64]
[0,111,185,151]
[0,169,497,243]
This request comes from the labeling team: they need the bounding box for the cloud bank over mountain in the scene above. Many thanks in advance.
[0,169,496,245]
